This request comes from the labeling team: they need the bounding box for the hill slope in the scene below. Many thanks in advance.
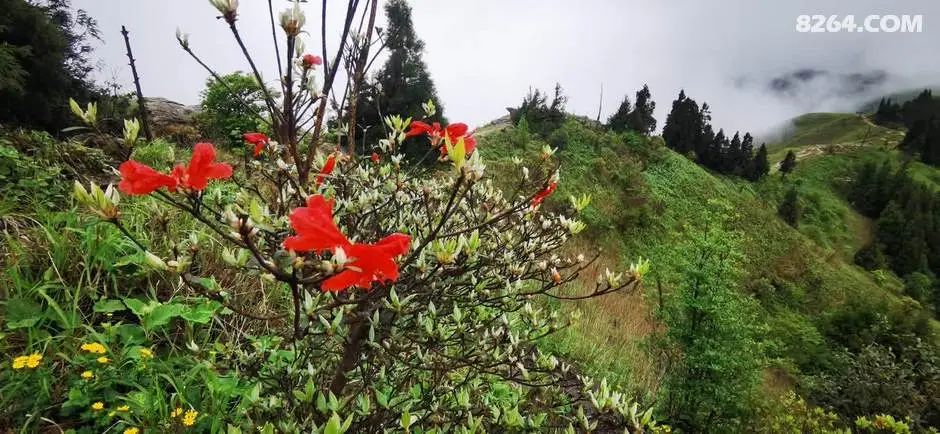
[477,115,939,419]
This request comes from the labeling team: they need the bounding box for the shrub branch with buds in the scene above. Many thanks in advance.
[74,1,660,431]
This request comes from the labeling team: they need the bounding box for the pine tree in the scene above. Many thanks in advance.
[780,150,797,176]
[626,84,656,135]
[662,90,703,156]
[354,0,445,157]
[607,95,632,133]
[726,132,742,174]
[778,187,801,227]
[749,143,770,180]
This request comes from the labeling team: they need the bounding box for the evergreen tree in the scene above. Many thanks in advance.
[626,84,656,135]
[662,90,703,156]
[900,116,940,166]
[607,95,632,133]
[780,150,797,176]
[778,187,801,227]
[355,0,445,157]
[739,133,755,173]
[749,143,770,181]
[874,97,902,125]
[725,132,742,174]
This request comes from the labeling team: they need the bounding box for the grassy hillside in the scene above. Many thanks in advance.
[767,113,904,159]
[476,115,938,413]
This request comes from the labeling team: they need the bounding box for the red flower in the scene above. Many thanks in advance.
[371,152,380,163]
[322,234,412,291]
[170,143,233,192]
[531,181,557,208]
[283,195,349,253]
[405,120,440,138]
[118,160,177,196]
[302,54,322,69]
[283,195,412,292]
[244,132,269,157]
[315,154,337,186]
[406,121,476,157]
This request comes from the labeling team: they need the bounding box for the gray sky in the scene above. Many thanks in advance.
[74,0,940,137]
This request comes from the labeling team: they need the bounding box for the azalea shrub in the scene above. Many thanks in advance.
[4,0,660,432]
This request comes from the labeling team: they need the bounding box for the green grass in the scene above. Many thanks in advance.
[767,113,905,163]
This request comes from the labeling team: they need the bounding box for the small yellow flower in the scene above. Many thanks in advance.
[182,409,198,426]
[91,401,105,411]
[81,370,94,380]
[138,348,153,359]
[12,353,42,370]
[117,405,130,412]
[12,356,28,370]
[97,356,110,364]
[171,407,183,417]
[81,342,107,354]
[25,353,42,368]
[123,428,139,434]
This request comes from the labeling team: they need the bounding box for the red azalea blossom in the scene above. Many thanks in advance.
[371,152,380,163]
[406,121,476,157]
[302,54,322,68]
[283,195,349,253]
[322,234,412,291]
[244,132,269,157]
[531,181,558,208]
[315,154,337,186]
[283,195,412,292]
[170,143,233,191]
[118,160,178,196]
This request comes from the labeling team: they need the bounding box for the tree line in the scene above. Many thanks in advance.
[875,89,940,166]
[661,90,770,181]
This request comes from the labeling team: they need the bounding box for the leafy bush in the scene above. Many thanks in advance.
[808,341,940,429]
[196,72,267,150]
[656,205,765,432]
[510,84,568,137]
[2,2,667,432]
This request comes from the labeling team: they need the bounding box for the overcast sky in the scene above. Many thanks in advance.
[74,0,940,137]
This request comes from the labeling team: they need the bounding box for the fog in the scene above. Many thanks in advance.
[74,0,940,137]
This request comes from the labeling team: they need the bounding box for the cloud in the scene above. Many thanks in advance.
[75,0,940,137]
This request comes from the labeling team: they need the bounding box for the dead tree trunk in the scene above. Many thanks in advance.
[121,25,154,142]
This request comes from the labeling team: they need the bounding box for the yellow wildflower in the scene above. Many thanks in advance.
[81,342,107,354]
[117,405,130,412]
[26,353,42,368]
[171,407,183,417]
[182,409,198,426]
[138,348,153,359]
[13,353,42,369]
[123,428,139,434]
[12,355,28,370]
[91,402,105,411]
[97,356,110,364]
[81,370,94,380]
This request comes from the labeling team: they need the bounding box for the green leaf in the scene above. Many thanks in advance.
[123,298,149,317]
[324,413,343,434]
[93,299,127,313]
[181,300,222,324]
[4,297,42,329]
[143,303,184,330]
